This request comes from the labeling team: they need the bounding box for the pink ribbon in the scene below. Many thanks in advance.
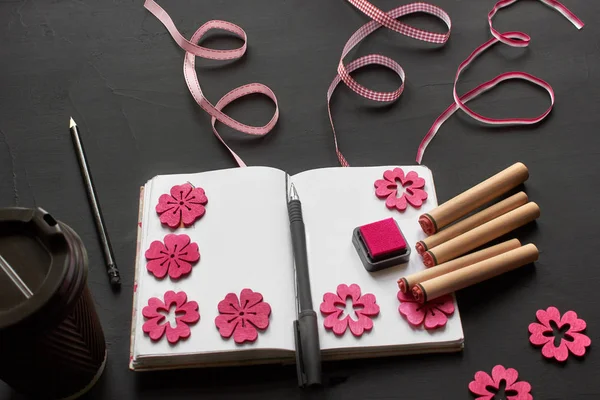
[144,0,279,167]
[328,1,452,167]
[144,0,583,168]
[416,0,584,164]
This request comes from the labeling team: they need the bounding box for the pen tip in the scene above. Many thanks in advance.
[289,183,299,200]
[69,117,76,129]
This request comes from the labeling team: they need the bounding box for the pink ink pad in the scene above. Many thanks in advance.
[352,218,411,272]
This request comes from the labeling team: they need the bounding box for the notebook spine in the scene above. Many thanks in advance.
[129,185,145,370]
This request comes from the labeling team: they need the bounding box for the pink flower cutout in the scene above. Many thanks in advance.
[374,168,428,211]
[215,289,271,344]
[145,234,200,279]
[397,291,454,330]
[156,183,208,228]
[142,291,200,344]
[320,284,380,336]
[468,365,532,400]
[528,306,591,362]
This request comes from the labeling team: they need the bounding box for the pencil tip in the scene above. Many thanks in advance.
[69,117,76,128]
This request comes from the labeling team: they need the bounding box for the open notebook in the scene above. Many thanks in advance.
[129,166,464,371]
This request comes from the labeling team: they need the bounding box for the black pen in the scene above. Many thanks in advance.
[288,182,321,387]
[70,117,121,288]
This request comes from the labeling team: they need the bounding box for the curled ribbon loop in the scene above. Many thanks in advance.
[416,0,584,164]
[328,2,452,167]
[144,0,279,167]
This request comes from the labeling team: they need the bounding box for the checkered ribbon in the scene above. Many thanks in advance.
[328,1,452,167]
[416,0,584,163]
[144,0,279,167]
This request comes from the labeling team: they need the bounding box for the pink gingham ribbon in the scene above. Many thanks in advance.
[144,0,279,167]
[416,0,584,164]
[328,1,452,167]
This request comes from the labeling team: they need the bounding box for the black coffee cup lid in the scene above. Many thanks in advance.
[0,208,84,331]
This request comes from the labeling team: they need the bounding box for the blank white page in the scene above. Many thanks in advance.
[133,166,296,361]
[291,166,464,353]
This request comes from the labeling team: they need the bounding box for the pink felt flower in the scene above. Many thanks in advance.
[468,365,532,400]
[142,291,200,344]
[156,183,208,228]
[215,289,271,344]
[374,168,428,211]
[397,290,454,330]
[320,284,380,336]
[145,234,200,279]
[528,306,591,362]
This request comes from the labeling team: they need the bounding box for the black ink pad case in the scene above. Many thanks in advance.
[352,217,411,272]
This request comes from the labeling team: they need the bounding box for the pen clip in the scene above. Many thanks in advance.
[293,320,307,387]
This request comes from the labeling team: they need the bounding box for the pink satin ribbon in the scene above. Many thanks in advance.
[328,1,452,167]
[144,0,279,167]
[416,0,584,163]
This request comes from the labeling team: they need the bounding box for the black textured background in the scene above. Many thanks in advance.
[1,0,599,399]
